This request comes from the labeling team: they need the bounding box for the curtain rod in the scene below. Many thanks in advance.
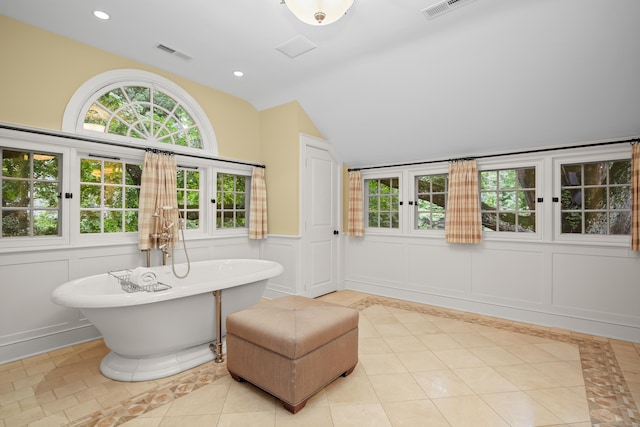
[0,122,266,169]
[347,137,640,172]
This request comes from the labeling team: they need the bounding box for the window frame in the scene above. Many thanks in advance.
[477,158,544,242]
[0,138,71,250]
[62,69,218,157]
[362,170,403,235]
[553,147,631,246]
[71,149,144,246]
[408,166,449,238]
[212,165,253,236]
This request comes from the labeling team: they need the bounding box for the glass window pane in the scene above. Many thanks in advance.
[176,169,185,188]
[3,181,30,207]
[186,211,199,229]
[519,190,536,210]
[187,171,199,189]
[33,210,59,236]
[482,213,497,231]
[125,164,142,186]
[609,160,631,185]
[609,186,631,210]
[2,210,30,237]
[499,191,516,210]
[417,176,430,193]
[518,212,535,232]
[380,213,390,227]
[125,187,139,209]
[186,191,199,210]
[368,180,378,194]
[481,192,497,210]
[236,194,245,210]
[223,211,234,228]
[125,210,138,232]
[236,176,245,192]
[177,190,185,209]
[517,168,535,188]
[499,170,516,189]
[104,211,123,233]
[417,212,430,230]
[236,211,246,227]
[224,193,234,209]
[417,194,431,208]
[81,159,102,183]
[480,171,497,190]
[585,211,607,234]
[499,212,516,231]
[391,212,399,228]
[584,187,606,210]
[80,185,101,208]
[610,211,631,235]
[80,210,101,233]
[561,164,581,186]
[380,179,390,194]
[33,182,59,208]
[562,212,582,233]
[33,154,58,180]
[368,212,379,227]
[584,162,607,186]
[368,196,379,211]
[432,212,445,230]
[3,150,30,178]
[432,175,446,192]
[561,189,581,210]
[104,186,122,209]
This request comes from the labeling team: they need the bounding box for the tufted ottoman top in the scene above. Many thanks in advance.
[226,295,359,360]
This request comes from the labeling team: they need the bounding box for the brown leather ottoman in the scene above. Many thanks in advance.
[226,295,359,413]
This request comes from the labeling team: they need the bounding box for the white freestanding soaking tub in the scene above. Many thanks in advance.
[51,259,283,381]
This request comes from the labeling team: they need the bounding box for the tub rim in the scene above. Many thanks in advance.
[51,258,283,309]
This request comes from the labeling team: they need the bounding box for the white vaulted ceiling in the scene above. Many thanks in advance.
[1,0,639,166]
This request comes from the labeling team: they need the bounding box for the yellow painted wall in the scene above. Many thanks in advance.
[260,101,323,235]
[0,15,325,235]
[0,15,261,163]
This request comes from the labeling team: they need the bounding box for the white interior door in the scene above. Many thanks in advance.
[303,141,340,298]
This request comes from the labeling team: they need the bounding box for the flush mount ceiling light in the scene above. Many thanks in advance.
[283,0,354,25]
[93,10,110,20]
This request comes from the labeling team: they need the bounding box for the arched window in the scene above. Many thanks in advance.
[62,69,217,155]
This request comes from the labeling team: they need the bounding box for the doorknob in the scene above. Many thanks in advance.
[333,230,339,235]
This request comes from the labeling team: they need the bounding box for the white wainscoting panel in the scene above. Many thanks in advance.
[343,235,640,342]
[345,237,404,288]
[406,242,469,295]
[552,252,640,319]
[262,236,300,298]
[471,248,544,304]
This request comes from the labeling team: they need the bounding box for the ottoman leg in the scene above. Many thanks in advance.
[228,370,245,383]
[342,363,357,377]
[283,400,308,414]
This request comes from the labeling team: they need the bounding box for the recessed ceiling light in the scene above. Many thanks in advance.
[233,71,244,77]
[93,10,110,20]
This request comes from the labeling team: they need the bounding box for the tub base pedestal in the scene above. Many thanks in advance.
[100,342,218,381]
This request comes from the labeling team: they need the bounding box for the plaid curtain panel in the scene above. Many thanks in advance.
[348,171,364,236]
[445,160,482,244]
[249,167,268,239]
[138,151,179,250]
[632,144,640,251]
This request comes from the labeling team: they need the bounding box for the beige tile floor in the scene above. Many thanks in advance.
[1,290,639,427]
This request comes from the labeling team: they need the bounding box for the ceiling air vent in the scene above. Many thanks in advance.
[155,43,192,60]
[276,35,317,59]
[422,0,477,19]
